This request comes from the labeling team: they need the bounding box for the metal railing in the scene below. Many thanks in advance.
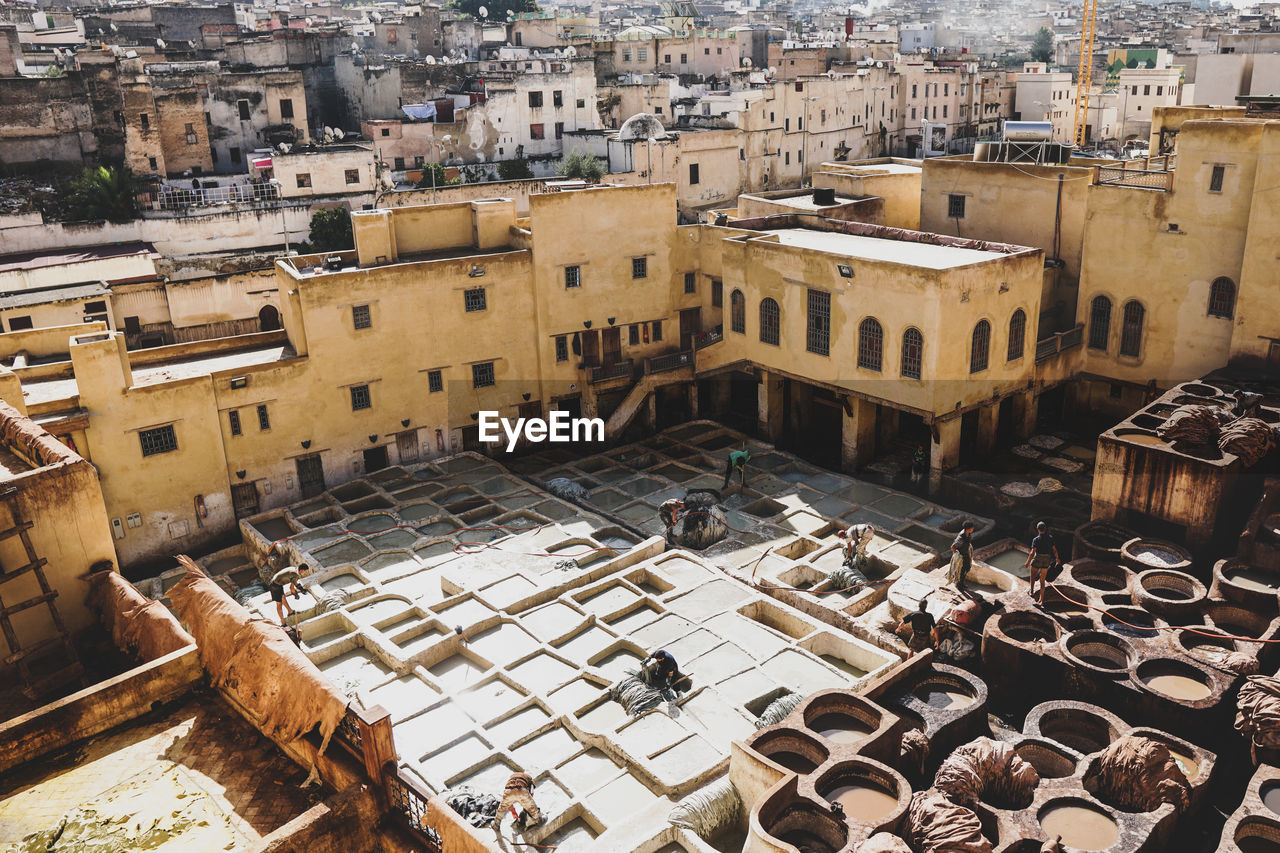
[590,358,634,382]
[334,708,363,755]
[1035,324,1085,364]
[136,181,281,211]
[1095,155,1176,191]
[646,349,693,374]
[693,324,723,350]
[385,766,444,852]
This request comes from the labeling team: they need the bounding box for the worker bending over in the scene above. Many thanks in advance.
[269,562,312,625]
[836,523,875,569]
[722,447,752,490]
[494,771,541,834]
[642,649,683,691]
[659,498,685,545]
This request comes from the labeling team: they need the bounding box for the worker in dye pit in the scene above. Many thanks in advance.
[836,523,875,570]
[659,497,685,545]
[494,771,541,834]
[911,444,927,483]
[721,446,752,490]
[268,562,312,625]
[897,598,937,656]
[1025,521,1061,607]
[641,649,683,691]
[948,520,976,592]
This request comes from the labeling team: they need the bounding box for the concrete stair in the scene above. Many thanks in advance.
[603,362,694,441]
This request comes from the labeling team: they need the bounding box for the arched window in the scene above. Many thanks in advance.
[1088,295,1111,350]
[730,289,745,334]
[857,317,883,371]
[1208,277,1236,319]
[1120,300,1145,357]
[759,298,780,345]
[901,327,923,379]
[1007,309,1026,361]
[970,320,990,373]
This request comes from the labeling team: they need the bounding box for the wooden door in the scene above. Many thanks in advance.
[295,454,325,498]
[581,330,599,366]
[396,429,419,463]
[680,307,702,350]
[231,483,260,519]
[602,327,621,364]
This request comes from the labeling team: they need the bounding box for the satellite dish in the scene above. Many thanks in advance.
[334,128,345,139]
[565,46,576,57]
[768,65,776,75]
[350,41,359,52]
[741,56,751,67]
[425,54,436,64]
[478,5,488,16]
[110,21,118,31]
[155,38,165,49]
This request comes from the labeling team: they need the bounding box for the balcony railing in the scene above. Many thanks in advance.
[1035,324,1084,364]
[1095,155,1176,191]
[590,358,634,382]
[693,324,723,350]
[136,181,281,212]
[646,349,693,374]
[384,765,444,852]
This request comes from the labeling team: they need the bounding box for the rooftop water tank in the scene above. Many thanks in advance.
[1002,121,1054,142]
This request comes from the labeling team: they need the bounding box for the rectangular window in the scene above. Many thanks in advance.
[565,265,581,288]
[785,152,790,165]
[555,336,568,362]
[652,320,663,342]
[229,410,242,436]
[1210,165,1225,192]
[785,118,790,131]
[257,404,270,430]
[85,301,107,314]
[1157,85,1163,96]
[529,91,543,107]
[689,163,699,184]
[238,99,250,121]
[345,168,360,184]
[911,83,917,97]
[806,289,831,356]
[576,99,585,109]
[553,90,563,107]
[7,316,32,331]
[139,424,178,456]
[280,98,294,119]
[711,279,722,307]
[632,257,647,279]
[352,304,372,329]
[350,384,372,410]
[942,105,948,118]
[555,121,564,139]
[464,287,487,312]
[185,122,197,145]
[472,362,495,388]
[381,128,390,136]
[684,272,696,294]
[665,54,671,63]
[911,107,916,120]
[638,48,647,61]
[394,156,405,170]
[1144,85,1151,95]
[680,53,687,63]
[629,324,639,345]
[427,369,443,392]
[948,194,966,219]
[296,173,312,188]
[231,146,241,164]
[622,50,631,62]
[140,112,150,130]
[530,123,545,140]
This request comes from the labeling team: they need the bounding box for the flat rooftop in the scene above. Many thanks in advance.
[0,242,159,275]
[766,227,1008,269]
[830,162,922,175]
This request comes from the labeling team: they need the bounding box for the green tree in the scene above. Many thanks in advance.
[497,155,534,180]
[68,165,137,222]
[558,150,605,182]
[1030,27,1053,63]
[449,0,535,22]
[416,162,451,188]
[306,207,353,252]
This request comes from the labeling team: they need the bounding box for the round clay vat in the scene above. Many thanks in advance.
[1130,413,1165,430]
[996,610,1061,645]
[1073,521,1138,563]
[1179,382,1222,398]
[1135,659,1214,703]
[1015,737,1079,779]
[1113,428,1168,450]
[803,694,882,747]
[1128,728,1204,783]
[1042,584,1092,619]
[1234,816,1280,853]
[1062,630,1135,676]
[1064,560,1132,594]
[760,798,851,853]
[747,728,830,775]
[1030,704,1122,755]
[1147,404,1178,417]
[1100,606,1159,639]
[1037,798,1120,851]
[1261,782,1280,817]
[1216,558,1280,610]
[1205,603,1275,641]
[1175,626,1238,666]
[1134,569,1206,621]
[1121,538,1193,574]
[908,673,979,713]
[812,759,909,829]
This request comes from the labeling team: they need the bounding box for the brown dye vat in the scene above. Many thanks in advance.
[825,784,898,822]
[1263,783,1280,817]
[776,830,836,853]
[1226,567,1280,594]
[1039,803,1120,851]
[1238,837,1280,853]
[914,685,975,710]
[1142,673,1210,701]
[1117,432,1166,447]
[771,751,820,773]
[809,713,874,744]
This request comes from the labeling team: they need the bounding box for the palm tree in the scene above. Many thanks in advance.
[69,166,138,222]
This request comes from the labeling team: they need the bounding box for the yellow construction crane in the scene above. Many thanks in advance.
[1073,0,1099,147]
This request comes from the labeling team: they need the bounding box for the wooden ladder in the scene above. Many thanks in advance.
[0,484,86,699]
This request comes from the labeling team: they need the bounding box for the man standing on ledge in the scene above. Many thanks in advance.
[948,520,975,592]
[722,447,751,490]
